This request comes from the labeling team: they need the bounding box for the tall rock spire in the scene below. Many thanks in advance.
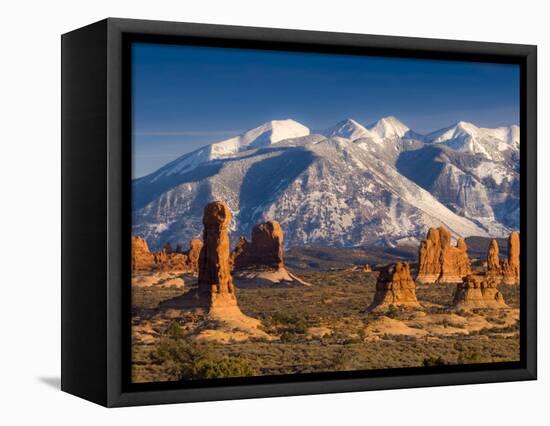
[198,201,238,309]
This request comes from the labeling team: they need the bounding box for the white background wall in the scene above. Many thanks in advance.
[1,0,546,424]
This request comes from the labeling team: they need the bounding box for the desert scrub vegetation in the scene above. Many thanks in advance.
[131,271,520,383]
[423,356,448,367]
[262,312,312,334]
[415,282,457,308]
[132,286,186,310]
[149,322,256,380]
[497,284,520,308]
[456,350,493,365]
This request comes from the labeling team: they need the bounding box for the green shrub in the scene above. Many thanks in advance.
[193,357,256,379]
[266,312,309,336]
[167,321,183,339]
[423,356,447,367]
[457,351,489,365]
[386,304,399,319]
[150,339,255,380]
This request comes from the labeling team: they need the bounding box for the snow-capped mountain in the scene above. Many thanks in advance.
[133,117,519,250]
[321,118,375,141]
[396,144,519,234]
[367,116,410,140]
[350,117,425,165]
[147,119,310,180]
[425,121,519,161]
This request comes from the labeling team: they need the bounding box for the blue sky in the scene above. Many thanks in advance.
[132,42,519,177]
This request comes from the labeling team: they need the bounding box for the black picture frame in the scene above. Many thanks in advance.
[61,17,537,407]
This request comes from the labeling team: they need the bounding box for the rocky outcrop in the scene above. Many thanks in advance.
[502,231,520,284]
[362,264,373,272]
[232,220,310,287]
[132,235,202,274]
[132,236,155,271]
[196,201,239,310]
[439,237,472,283]
[152,248,186,272]
[450,274,507,310]
[233,221,284,270]
[229,236,249,269]
[416,228,443,283]
[416,227,471,284]
[367,262,421,311]
[159,201,271,342]
[486,239,502,279]
[183,239,203,273]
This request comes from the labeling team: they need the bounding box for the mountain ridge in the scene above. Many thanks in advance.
[133,116,519,250]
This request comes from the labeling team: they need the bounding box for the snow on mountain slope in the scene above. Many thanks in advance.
[141,119,310,181]
[425,121,519,161]
[133,134,488,250]
[263,138,487,247]
[132,117,519,250]
[321,118,375,141]
[396,144,519,232]
[367,116,410,139]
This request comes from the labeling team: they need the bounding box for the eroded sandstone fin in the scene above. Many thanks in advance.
[450,274,508,310]
[132,236,155,271]
[197,201,238,309]
[132,234,202,273]
[416,228,442,283]
[416,227,471,284]
[486,239,502,280]
[502,231,520,284]
[184,239,203,273]
[367,262,422,312]
[159,201,272,343]
[233,220,284,270]
[232,220,310,287]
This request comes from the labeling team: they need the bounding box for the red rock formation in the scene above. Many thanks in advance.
[416,227,471,283]
[231,220,310,287]
[183,239,203,273]
[230,236,249,269]
[153,249,168,265]
[131,235,203,274]
[158,201,271,342]
[131,236,155,271]
[197,201,238,309]
[149,246,185,271]
[367,262,421,311]
[362,264,372,272]
[502,231,520,284]
[416,228,443,283]
[440,237,472,283]
[450,274,507,310]
[233,221,284,270]
[486,239,502,279]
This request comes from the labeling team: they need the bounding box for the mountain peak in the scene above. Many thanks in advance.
[252,118,309,143]
[245,119,310,145]
[368,116,410,139]
[321,118,372,140]
[340,118,363,126]
[426,121,479,144]
[455,121,479,133]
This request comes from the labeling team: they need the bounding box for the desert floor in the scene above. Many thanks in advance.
[131,268,520,383]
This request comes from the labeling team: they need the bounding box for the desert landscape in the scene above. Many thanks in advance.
[130,41,521,384]
[130,94,522,384]
[131,200,520,383]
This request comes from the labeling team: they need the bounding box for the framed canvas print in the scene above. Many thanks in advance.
[61,18,537,407]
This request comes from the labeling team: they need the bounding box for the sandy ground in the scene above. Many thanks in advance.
[132,271,185,288]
